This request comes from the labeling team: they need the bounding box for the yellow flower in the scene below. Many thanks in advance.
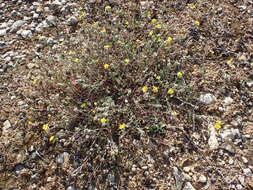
[149,31,154,36]
[105,5,111,10]
[214,120,222,130]
[32,78,38,84]
[124,58,130,63]
[73,58,80,63]
[151,18,157,23]
[125,21,129,25]
[42,124,49,131]
[171,111,179,116]
[100,118,108,124]
[103,64,110,69]
[100,28,106,33]
[167,88,175,95]
[79,12,85,19]
[194,20,200,26]
[27,121,33,125]
[93,102,97,106]
[187,3,196,9]
[104,45,110,49]
[118,123,126,129]
[164,36,173,44]
[155,75,161,80]
[155,24,162,29]
[227,58,233,65]
[136,39,141,43]
[177,71,183,78]
[48,114,52,118]
[80,103,86,108]
[152,86,159,93]
[93,21,98,26]
[49,136,54,142]
[142,86,148,93]
[92,109,96,113]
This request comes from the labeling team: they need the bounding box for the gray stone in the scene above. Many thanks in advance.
[0,22,8,29]
[242,157,248,164]
[183,182,196,190]
[223,143,235,154]
[224,97,234,106]
[66,186,76,190]
[20,30,32,38]
[68,16,79,26]
[198,175,207,183]
[199,93,216,104]
[46,15,57,26]
[0,29,7,36]
[236,184,243,190]
[246,81,253,88]
[3,120,12,134]
[243,168,252,177]
[220,128,240,141]
[208,126,219,150]
[56,152,70,164]
[10,20,26,33]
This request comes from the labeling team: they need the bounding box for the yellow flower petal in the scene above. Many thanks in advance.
[80,103,86,108]
[152,86,159,93]
[104,45,110,49]
[167,88,175,95]
[124,58,130,63]
[177,72,183,78]
[164,36,173,44]
[100,118,108,124]
[49,136,54,142]
[194,20,200,26]
[103,64,110,69]
[105,5,111,10]
[214,120,222,130]
[142,86,148,93]
[118,123,126,129]
[187,3,196,9]
[151,18,157,23]
[155,24,162,29]
[42,124,49,131]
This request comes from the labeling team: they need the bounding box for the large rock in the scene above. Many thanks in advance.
[10,20,26,33]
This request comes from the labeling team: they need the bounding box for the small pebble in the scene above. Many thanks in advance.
[198,175,207,183]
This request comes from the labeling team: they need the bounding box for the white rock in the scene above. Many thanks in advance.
[10,20,26,33]
[68,16,79,26]
[242,157,248,164]
[220,128,240,140]
[183,182,196,190]
[46,15,57,26]
[0,29,7,36]
[224,97,234,106]
[199,93,216,104]
[246,81,253,88]
[0,22,8,29]
[198,175,207,183]
[208,126,219,150]
[238,175,245,185]
[243,168,252,177]
[20,30,32,38]
[3,120,12,134]
[236,184,243,190]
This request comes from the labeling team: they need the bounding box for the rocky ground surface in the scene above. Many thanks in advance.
[0,0,253,190]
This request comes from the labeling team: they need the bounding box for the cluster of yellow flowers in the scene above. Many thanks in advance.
[100,117,126,130]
